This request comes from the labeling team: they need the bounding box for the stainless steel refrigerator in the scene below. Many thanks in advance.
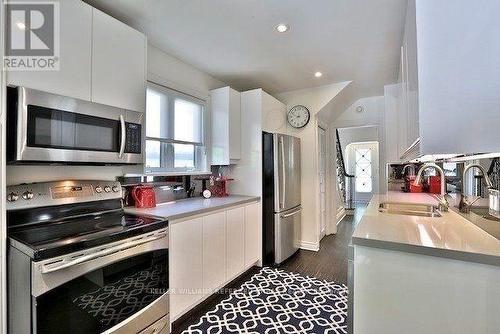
[262,132,301,265]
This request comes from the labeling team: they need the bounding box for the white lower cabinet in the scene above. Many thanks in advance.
[169,217,203,319]
[202,212,227,294]
[226,207,245,280]
[244,202,261,268]
[169,201,261,321]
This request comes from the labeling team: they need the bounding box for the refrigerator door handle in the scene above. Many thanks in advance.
[280,207,302,219]
[280,136,286,209]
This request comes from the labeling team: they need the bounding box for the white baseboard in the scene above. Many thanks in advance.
[336,208,346,224]
[299,240,320,252]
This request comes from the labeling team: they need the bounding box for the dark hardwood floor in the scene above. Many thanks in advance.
[172,205,366,333]
[280,208,363,284]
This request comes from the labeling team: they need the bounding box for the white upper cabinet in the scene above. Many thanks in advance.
[399,0,500,159]
[6,0,92,100]
[416,0,500,155]
[91,8,146,112]
[210,86,241,165]
[6,1,146,112]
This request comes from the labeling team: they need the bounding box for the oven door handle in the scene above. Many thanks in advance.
[41,232,167,274]
[118,114,126,158]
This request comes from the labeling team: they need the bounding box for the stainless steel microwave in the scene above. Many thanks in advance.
[7,86,143,164]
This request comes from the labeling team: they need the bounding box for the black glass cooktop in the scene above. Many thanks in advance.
[8,210,168,261]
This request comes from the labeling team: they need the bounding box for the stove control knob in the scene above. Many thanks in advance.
[112,186,120,193]
[104,186,111,193]
[22,191,34,200]
[95,186,103,193]
[7,192,19,202]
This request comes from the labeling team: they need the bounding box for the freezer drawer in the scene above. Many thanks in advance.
[274,206,301,264]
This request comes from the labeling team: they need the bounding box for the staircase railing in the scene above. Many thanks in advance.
[335,129,355,210]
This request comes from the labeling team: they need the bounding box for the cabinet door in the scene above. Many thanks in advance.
[228,88,241,160]
[91,8,146,112]
[6,0,92,100]
[211,87,230,165]
[169,218,203,319]
[405,0,419,148]
[211,86,241,165]
[202,212,227,293]
[244,202,261,267]
[226,207,245,280]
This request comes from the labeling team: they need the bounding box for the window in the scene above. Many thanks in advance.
[355,148,372,193]
[443,162,458,177]
[145,83,207,173]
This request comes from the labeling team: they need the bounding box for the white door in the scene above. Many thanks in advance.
[318,127,327,239]
[346,142,379,203]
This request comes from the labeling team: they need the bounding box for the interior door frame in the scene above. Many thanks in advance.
[317,126,327,240]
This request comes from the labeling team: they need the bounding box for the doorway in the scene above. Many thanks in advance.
[345,141,379,203]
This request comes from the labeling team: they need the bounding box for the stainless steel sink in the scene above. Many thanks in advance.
[379,202,442,218]
[469,207,500,222]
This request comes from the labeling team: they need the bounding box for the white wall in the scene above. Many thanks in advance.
[338,125,379,165]
[276,82,349,250]
[6,44,226,186]
[331,96,388,194]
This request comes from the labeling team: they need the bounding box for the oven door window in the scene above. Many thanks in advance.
[27,105,120,152]
[36,250,168,334]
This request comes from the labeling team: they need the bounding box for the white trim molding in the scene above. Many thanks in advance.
[299,240,320,252]
[336,207,346,225]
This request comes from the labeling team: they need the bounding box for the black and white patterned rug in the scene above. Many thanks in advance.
[183,267,348,334]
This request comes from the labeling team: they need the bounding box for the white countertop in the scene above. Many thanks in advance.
[352,192,500,266]
[125,195,260,221]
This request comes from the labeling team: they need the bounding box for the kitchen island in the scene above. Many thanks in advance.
[350,192,500,334]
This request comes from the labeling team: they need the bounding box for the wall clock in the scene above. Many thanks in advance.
[287,105,310,128]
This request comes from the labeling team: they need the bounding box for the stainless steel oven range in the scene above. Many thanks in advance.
[7,180,169,334]
[7,86,143,165]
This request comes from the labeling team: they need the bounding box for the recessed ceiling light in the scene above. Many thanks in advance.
[314,71,322,78]
[16,22,26,30]
[275,24,289,33]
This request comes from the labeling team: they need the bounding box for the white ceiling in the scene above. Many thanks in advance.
[84,0,407,95]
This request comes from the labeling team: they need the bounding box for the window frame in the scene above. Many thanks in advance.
[144,82,208,174]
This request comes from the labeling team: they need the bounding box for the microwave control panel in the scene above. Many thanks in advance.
[125,122,142,154]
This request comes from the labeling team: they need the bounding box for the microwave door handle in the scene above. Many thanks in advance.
[41,232,167,274]
[119,114,126,158]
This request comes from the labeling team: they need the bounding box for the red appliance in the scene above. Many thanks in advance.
[209,177,234,197]
[405,175,423,193]
[429,176,442,194]
[131,185,156,208]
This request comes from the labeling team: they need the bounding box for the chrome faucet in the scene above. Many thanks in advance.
[402,164,416,176]
[459,163,493,213]
[414,163,449,212]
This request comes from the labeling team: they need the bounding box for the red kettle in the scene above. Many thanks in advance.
[131,185,156,208]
